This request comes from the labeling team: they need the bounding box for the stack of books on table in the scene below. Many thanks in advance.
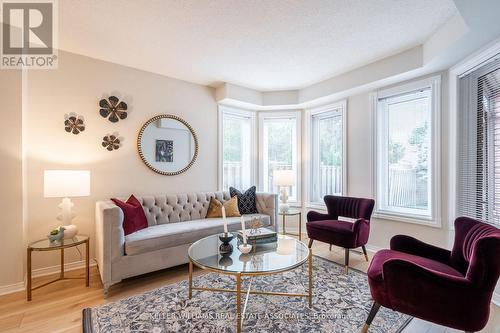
[236,228,277,245]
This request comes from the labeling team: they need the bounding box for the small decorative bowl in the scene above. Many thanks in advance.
[238,243,252,254]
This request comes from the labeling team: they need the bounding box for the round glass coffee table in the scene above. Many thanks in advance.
[188,234,312,333]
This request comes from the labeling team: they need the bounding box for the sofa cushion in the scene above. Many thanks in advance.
[230,186,258,214]
[125,214,270,255]
[111,195,148,236]
[206,197,240,218]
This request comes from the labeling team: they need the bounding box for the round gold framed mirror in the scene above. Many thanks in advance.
[137,114,198,175]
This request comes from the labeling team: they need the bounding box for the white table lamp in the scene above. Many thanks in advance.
[44,170,90,227]
[273,169,295,213]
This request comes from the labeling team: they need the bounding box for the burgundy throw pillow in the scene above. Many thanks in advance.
[111,195,148,236]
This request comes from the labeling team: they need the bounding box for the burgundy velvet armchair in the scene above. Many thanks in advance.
[306,195,375,273]
[362,217,500,333]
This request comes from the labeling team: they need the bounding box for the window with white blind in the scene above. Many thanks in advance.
[219,107,256,190]
[457,58,500,226]
[259,111,301,203]
[374,76,441,224]
[308,102,346,204]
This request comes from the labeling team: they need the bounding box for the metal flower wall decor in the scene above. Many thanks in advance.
[102,134,121,151]
[99,96,128,123]
[64,113,85,135]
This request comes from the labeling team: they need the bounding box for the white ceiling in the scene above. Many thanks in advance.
[60,0,457,91]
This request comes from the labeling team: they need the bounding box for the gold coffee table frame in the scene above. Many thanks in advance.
[188,245,312,333]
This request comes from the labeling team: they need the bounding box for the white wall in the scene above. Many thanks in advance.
[0,69,25,289]
[24,51,217,271]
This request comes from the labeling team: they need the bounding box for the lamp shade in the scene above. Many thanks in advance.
[44,170,90,198]
[273,169,295,186]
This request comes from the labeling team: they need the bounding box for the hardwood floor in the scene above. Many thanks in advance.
[0,237,498,333]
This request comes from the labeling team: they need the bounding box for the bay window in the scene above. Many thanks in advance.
[374,76,441,224]
[259,112,301,203]
[307,102,346,205]
[219,106,256,190]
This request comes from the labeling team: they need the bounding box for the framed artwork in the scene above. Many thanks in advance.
[156,139,173,162]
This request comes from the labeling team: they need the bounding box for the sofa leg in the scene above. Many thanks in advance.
[344,248,350,274]
[361,302,381,333]
[308,239,313,248]
[329,244,332,251]
[361,245,369,262]
[103,283,111,299]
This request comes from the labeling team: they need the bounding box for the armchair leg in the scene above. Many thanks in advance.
[361,245,369,262]
[308,239,313,248]
[360,302,381,333]
[344,248,350,274]
[329,244,332,251]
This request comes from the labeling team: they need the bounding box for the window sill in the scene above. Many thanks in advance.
[304,202,327,211]
[373,211,441,228]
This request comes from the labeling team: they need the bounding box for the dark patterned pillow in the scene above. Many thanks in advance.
[229,186,258,214]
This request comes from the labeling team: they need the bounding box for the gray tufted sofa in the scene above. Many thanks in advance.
[95,191,278,295]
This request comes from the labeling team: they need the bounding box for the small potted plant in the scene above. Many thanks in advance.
[48,227,64,243]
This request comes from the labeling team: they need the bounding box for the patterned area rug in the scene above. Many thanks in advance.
[83,256,411,333]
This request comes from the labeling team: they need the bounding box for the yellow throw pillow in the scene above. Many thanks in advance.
[206,196,241,218]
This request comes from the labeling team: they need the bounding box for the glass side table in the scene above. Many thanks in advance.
[278,209,302,240]
[27,235,90,301]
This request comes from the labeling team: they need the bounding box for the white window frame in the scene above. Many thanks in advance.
[304,100,347,208]
[449,40,500,232]
[218,105,257,191]
[372,76,441,226]
[258,111,302,205]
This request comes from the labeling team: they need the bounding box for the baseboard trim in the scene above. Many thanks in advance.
[0,281,25,296]
[0,259,96,296]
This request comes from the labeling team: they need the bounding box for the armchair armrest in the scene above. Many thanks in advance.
[353,218,370,245]
[352,218,369,232]
[383,258,470,288]
[307,210,333,222]
[390,235,451,265]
